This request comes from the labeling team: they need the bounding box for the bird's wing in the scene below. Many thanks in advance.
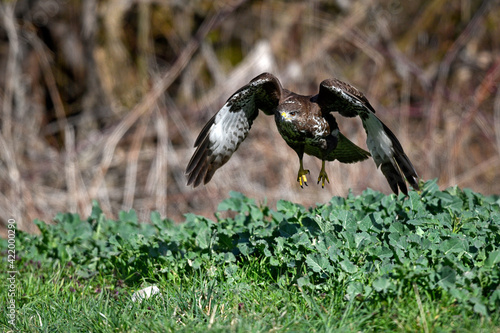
[186,73,282,187]
[323,132,370,163]
[317,78,419,195]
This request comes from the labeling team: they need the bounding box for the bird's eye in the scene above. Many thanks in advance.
[289,111,297,116]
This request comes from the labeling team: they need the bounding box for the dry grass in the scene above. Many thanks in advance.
[0,0,499,234]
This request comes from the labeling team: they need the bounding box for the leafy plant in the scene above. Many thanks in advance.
[3,180,499,332]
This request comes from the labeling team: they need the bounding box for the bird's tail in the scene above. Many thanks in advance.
[362,113,419,195]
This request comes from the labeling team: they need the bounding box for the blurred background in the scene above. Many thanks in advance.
[0,0,499,234]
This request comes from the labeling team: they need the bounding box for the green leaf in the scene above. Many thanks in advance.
[354,232,371,248]
[485,250,500,268]
[345,282,363,300]
[340,259,357,273]
[306,254,331,273]
[297,276,312,289]
[305,254,323,273]
[270,256,280,266]
[119,209,138,224]
[440,238,465,255]
[403,191,422,213]
[88,200,103,222]
[358,214,375,232]
[291,232,311,247]
[218,191,254,213]
[237,243,251,256]
[473,301,488,316]
[372,277,391,292]
[195,225,211,249]
[437,266,456,289]
[276,200,303,217]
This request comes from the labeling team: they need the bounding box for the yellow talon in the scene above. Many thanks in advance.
[298,173,309,187]
[297,159,310,188]
[317,160,330,188]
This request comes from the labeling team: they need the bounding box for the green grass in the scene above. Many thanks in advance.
[1,180,500,332]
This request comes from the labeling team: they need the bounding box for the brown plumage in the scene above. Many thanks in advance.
[186,73,419,195]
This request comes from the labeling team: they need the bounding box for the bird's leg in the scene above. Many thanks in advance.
[317,160,330,188]
[297,157,310,188]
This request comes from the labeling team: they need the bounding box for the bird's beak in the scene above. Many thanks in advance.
[281,111,288,120]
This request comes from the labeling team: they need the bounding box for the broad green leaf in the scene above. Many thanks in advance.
[345,282,363,300]
[473,301,488,316]
[274,236,286,253]
[440,238,466,255]
[278,220,299,238]
[372,277,391,292]
[358,214,375,232]
[305,254,324,273]
[437,266,456,289]
[340,259,357,273]
[403,191,422,214]
[270,256,280,266]
[237,243,250,256]
[291,232,311,247]
[218,191,254,213]
[297,276,312,289]
[224,264,238,277]
[195,225,211,249]
[119,209,138,224]
[354,232,371,248]
[485,250,500,268]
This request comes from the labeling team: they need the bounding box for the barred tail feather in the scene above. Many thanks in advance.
[363,113,419,195]
[381,123,419,193]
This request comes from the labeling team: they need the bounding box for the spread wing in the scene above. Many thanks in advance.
[186,73,282,187]
[317,78,419,195]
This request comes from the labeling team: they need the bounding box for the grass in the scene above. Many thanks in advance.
[2,260,498,332]
[1,180,500,332]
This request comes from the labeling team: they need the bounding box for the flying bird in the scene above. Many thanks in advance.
[186,73,419,194]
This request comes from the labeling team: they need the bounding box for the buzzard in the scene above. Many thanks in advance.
[186,73,419,194]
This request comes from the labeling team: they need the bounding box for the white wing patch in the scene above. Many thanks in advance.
[208,101,252,167]
[186,72,284,187]
[362,113,393,167]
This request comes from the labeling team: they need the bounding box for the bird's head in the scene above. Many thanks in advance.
[280,110,299,122]
[277,99,302,123]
